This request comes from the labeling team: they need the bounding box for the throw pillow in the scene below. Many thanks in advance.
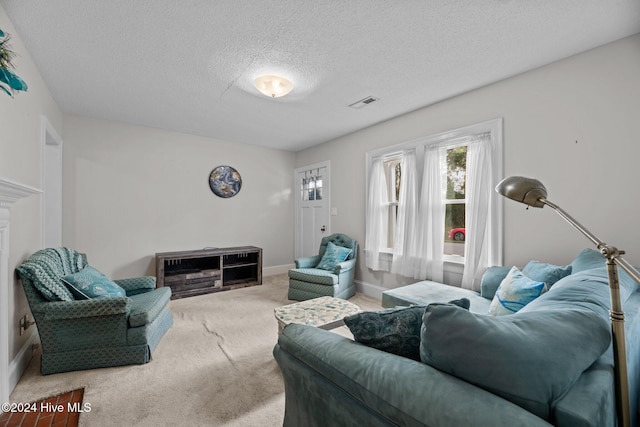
[522,260,572,288]
[344,298,470,361]
[62,266,126,299]
[570,248,637,303]
[488,266,546,315]
[480,265,511,299]
[419,304,610,421]
[316,241,352,271]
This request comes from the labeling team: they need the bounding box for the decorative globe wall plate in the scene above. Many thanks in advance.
[209,165,242,198]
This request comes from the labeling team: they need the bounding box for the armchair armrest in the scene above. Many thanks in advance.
[333,258,356,274]
[114,276,156,292]
[36,297,131,321]
[295,255,321,269]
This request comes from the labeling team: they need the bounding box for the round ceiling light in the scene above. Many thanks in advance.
[254,75,293,98]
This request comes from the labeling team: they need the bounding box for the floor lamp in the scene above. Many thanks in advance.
[495,176,640,427]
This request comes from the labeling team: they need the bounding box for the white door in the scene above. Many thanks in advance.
[295,161,330,259]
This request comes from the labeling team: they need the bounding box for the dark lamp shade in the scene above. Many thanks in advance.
[495,176,548,208]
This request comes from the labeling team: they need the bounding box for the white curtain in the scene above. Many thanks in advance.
[417,145,445,282]
[391,150,420,277]
[461,133,493,290]
[365,157,390,271]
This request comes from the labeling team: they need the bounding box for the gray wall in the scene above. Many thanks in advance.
[0,6,62,363]
[295,33,640,293]
[62,115,296,279]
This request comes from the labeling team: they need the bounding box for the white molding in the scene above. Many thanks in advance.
[0,177,41,404]
[41,115,64,248]
[0,177,41,208]
[263,263,294,277]
[354,279,385,301]
[8,331,38,395]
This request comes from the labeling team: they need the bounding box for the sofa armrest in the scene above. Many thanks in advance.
[114,276,156,294]
[275,325,552,427]
[37,297,131,321]
[295,255,321,269]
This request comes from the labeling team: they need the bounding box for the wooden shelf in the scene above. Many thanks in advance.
[156,246,262,299]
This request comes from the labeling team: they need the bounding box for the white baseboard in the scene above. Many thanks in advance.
[263,264,294,277]
[9,330,37,396]
[355,280,385,301]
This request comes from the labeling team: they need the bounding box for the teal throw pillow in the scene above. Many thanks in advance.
[480,265,511,299]
[62,266,126,299]
[570,248,605,273]
[419,304,611,421]
[344,298,469,361]
[488,266,546,315]
[316,241,352,271]
[522,260,572,288]
[570,248,638,303]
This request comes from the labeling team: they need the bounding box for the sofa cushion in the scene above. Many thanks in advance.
[488,266,546,316]
[344,298,469,361]
[570,248,637,303]
[419,303,611,421]
[288,268,338,285]
[316,241,352,271]
[480,265,511,300]
[381,280,491,314]
[62,266,126,299]
[522,260,572,288]
[128,287,172,328]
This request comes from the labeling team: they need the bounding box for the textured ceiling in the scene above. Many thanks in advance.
[2,1,640,151]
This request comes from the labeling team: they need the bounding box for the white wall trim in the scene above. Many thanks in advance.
[354,279,385,301]
[41,115,64,248]
[8,331,37,396]
[0,177,41,404]
[263,263,294,277]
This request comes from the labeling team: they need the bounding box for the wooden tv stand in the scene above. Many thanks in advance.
[155,246,262,299]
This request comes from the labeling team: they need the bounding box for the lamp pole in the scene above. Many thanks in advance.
[495,176,640,427]
[541,198,633,427]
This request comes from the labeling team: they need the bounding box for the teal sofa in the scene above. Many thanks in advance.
[17,248,173,375]
[273,249,640,426]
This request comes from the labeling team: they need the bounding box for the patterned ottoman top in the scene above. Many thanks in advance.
[274,296,360,328]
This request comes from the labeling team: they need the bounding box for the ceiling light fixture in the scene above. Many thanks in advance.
[254,75,293,98]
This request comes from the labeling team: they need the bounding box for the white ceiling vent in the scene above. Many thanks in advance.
[349,96,379,109]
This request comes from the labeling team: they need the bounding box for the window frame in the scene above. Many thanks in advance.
[365,118,503,268]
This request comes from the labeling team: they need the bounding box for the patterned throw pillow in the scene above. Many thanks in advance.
[489,266,546,316]
[344,298,470,361]
[316,241,352,271]
[62,266,126,299]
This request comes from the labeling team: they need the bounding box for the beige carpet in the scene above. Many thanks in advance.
[10,274,381,426]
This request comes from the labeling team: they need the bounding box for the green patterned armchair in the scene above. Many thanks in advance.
[288,233,358,301]
[16,248,173,375]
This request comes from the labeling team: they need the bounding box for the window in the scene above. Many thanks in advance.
[444,145,467,257]
[383,158,401,249]
[365,119,503,289]
[301,169,323,201]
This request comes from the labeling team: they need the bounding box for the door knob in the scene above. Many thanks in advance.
[320,225,326,232]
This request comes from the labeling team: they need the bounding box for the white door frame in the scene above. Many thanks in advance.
[0,178,41,404]
[294,160,331,258]
[41,115,63,248]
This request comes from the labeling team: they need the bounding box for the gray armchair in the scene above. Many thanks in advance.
[288,233,358,301]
